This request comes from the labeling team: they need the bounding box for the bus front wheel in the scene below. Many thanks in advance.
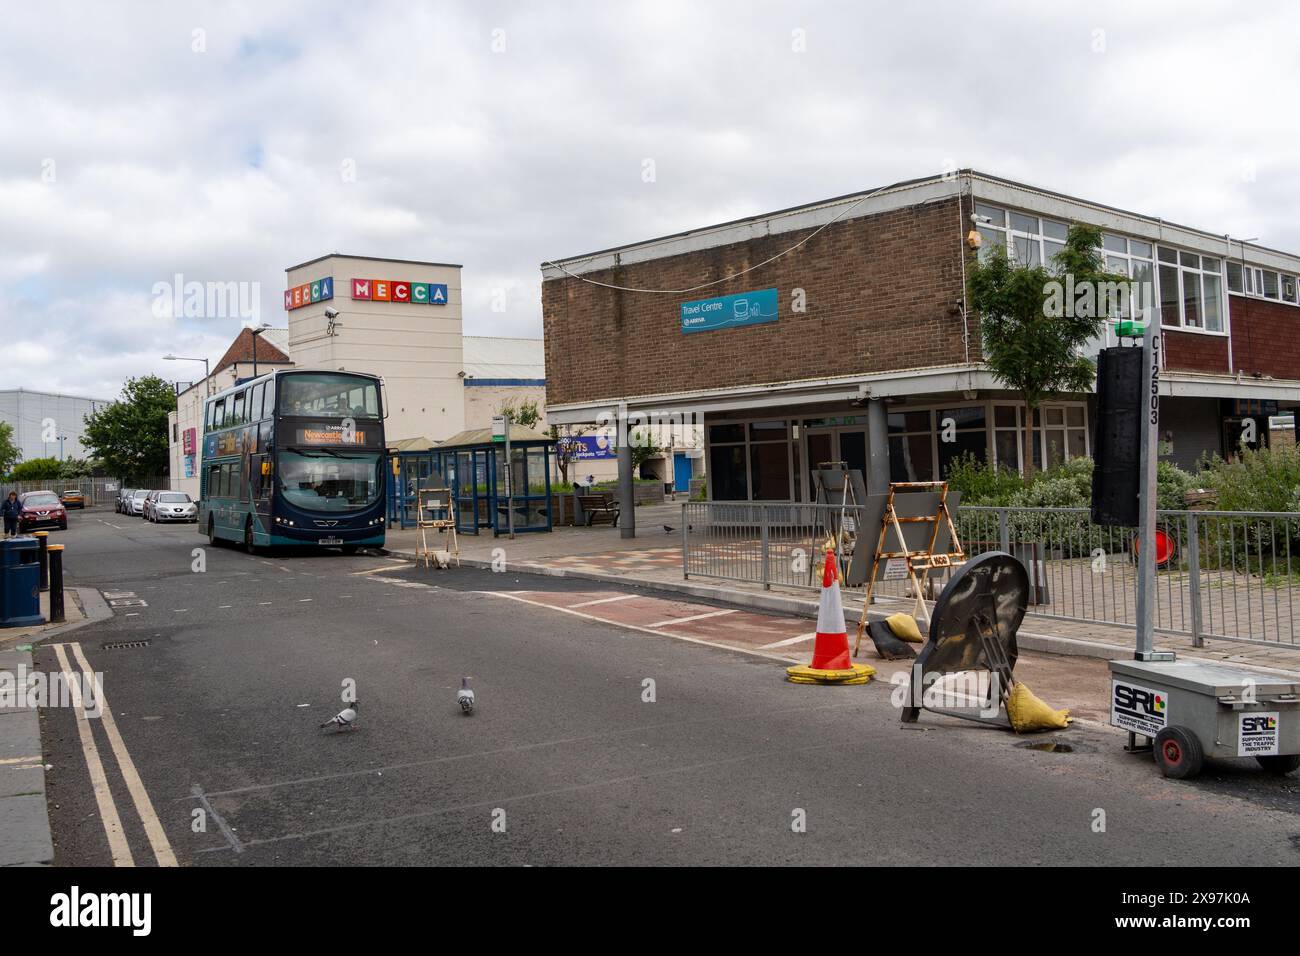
[244,518,258,555]
[207,517,219,548]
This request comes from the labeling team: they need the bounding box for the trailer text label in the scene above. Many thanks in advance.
[1111,679,1167,737]
[1237,712,1279,756]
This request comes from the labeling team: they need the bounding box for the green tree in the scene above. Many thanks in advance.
[59,457,93,479]
[968,223,1122,479]
[0,421,18,476]
[496,397,542,430]
[549,423,590,486]
[630,427,663,472]
[83,375,177,482]
[9,457,62,481]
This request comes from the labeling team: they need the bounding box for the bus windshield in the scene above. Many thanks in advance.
[279,373,380,419]
[278,450,380,512]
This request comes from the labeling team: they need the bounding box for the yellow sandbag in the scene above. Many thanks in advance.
[885,613,924,643]
[1006,681,1072,732]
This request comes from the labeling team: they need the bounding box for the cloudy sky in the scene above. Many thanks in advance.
[2,0,1296,400]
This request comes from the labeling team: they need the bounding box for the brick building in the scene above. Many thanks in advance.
[541,170,1300,501]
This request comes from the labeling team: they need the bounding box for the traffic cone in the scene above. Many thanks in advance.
[787,545,876,685]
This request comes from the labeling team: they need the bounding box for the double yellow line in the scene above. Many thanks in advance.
[48,642,177,867]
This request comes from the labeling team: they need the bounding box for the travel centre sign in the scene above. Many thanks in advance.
[351,278,448,305]
[680,287,778,334]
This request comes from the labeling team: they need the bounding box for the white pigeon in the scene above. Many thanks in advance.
[320,701,359,731]
[457,678,475,715]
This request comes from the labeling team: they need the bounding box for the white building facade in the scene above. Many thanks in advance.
[284,254,465,447]
[0,388,112,465]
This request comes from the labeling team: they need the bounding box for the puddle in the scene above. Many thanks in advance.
[1018,740,1074,754]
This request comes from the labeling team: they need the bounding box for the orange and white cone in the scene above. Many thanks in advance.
[787,546,876,685]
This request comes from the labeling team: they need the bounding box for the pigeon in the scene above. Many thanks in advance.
[320,701,359,731]
[663,524,693,534]
[457,677,475,715]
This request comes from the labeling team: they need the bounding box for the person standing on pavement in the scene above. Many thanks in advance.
[2,491,20,537]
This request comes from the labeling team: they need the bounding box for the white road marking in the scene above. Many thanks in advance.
[351,565,409,576]
[569,594,638,608]
[759,632,818,649]
[51,644,134,867]
[69,643,178,867]
[478,592,800,663]
[218,605,232,609]
[298,598,312,602]
[645,608,738,628]
[258,601,272,605]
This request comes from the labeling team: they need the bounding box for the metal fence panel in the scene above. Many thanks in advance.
[681,501,1300,647]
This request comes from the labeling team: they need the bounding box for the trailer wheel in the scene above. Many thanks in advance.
[1154,726,1204,779]
[1255,754,1300,776]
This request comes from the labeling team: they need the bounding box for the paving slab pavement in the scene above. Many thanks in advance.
[384,517,1300,677]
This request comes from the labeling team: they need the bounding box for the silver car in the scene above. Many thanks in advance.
[151,491,198,523]
[127,489,150,516]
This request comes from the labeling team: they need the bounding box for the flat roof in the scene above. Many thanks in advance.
[285,252,463,272]
[542,168,1300,274]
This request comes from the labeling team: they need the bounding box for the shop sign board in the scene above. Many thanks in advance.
[680,287,778,334]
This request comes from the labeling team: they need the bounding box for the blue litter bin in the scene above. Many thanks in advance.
[0,537,43,627]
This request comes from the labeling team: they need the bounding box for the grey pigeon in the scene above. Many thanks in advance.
[320,701,359,731]
[457,677,475,715]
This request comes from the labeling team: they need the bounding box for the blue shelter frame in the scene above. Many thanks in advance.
[426,426,555,536]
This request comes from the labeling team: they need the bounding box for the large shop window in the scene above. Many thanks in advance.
[888,410,934,483]
[1157,247,1223,332]
[975,204,1068,271]
[936,406,988,477]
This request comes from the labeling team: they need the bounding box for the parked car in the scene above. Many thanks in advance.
[17,490,67,532]
[116,488,135,514]
[126,489,150,516]
[140,490,161,519]
[149,491,198,523]
[59,489,85,509]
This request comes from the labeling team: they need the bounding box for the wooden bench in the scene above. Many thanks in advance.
[577,493,620,527]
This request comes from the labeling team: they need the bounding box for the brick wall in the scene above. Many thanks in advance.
[542,197,970,407]
[1164,328,1229,374]
[1228,294,1300,380]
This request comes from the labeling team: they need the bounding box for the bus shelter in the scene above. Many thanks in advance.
[429,425,555,536]
[387,436,444,529]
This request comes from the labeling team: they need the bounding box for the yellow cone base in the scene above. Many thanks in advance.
[786,662,876,685]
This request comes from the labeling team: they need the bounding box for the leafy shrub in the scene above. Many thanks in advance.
[1156,460,1197,511]
[1200,444,1300,513]
[944,452,1025,506]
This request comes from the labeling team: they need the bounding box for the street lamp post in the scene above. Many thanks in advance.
[163,354,212,396]
[249,322,271,378]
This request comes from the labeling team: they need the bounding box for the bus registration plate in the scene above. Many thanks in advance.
[318,536,344,546]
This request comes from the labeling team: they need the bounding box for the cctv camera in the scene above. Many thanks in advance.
[324,307,340,319]
[970,213,992,225]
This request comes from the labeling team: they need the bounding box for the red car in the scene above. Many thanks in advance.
[17,491,68,532]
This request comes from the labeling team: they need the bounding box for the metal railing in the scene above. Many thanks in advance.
[680,502,1300,647]
[0,477,167,506]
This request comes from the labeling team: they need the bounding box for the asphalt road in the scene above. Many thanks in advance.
[33,509,1300,866]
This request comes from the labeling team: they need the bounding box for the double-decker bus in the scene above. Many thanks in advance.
[199,369,387,554]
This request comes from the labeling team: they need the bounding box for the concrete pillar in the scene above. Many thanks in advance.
[618,437,635,538]
[866,399,890,494]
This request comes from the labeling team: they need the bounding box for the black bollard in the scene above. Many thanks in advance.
[48,544,65,624]
[35,531,49,592]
